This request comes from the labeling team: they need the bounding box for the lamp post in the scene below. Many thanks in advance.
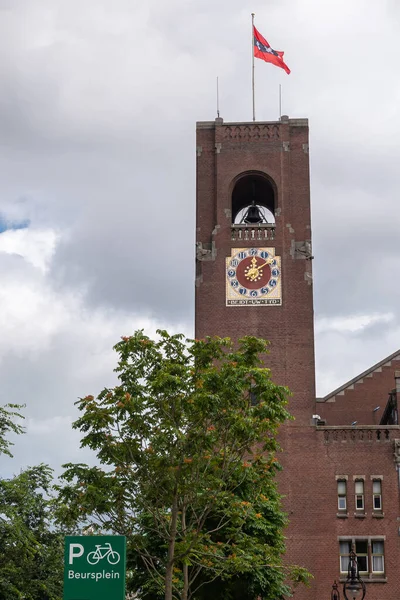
[331,580,340,600]
[343,550,366,600]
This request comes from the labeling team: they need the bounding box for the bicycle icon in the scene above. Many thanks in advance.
[87,542,120,565]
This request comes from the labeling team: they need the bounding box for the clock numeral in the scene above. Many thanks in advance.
[260,251,269,259]
[227,269,236,278]
[231,259,239,267]
[239,288,247,295]
[230,280,239,288]
[261,287,269,294]
[238,252,247,259]
[271,268,280,277]
[250,290,258,297]
[249,248,258,256]
[269,279,277,288]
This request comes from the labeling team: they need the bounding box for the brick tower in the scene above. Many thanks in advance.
[195,116,315,425]
[195,116,319,596]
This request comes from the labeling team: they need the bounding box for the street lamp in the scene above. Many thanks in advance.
[343,550,366,600]
[331,580,340,599]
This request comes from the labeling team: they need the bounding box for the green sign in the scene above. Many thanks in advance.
[63,535,126,600]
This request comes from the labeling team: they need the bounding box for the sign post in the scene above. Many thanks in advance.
[63,535,126,600]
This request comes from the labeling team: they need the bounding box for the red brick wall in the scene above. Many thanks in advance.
[318,363,400,426]
[298,429,400,600]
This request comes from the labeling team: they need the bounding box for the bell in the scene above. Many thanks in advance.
[244,204,263,224]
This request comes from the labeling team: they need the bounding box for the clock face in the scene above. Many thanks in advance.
[226,247,282,306]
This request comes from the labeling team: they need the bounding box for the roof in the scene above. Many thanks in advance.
[317,347,400,403]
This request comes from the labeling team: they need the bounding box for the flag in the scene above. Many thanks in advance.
[253,26,290,75]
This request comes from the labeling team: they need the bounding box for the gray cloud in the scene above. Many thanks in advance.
[1,0,400,472]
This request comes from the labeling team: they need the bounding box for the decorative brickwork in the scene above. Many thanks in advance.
[221,123,280,141]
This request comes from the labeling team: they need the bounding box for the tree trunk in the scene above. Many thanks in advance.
[182,564,189,600]
[182,506,188,600]
[165,493,179,600]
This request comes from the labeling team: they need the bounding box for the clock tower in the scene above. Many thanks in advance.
[195,115,315,425]
[195,116,318,596]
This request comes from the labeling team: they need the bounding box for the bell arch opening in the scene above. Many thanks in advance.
[231,173,275,225]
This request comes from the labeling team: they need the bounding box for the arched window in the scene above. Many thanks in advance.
[232,173,275,225]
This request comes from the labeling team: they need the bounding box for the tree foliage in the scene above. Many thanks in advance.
[0,403,24,457]
[56,330,311,600]
[0,405,63,600]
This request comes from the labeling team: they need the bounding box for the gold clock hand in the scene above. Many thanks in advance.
[246,258,273,281]
[256,258,273,270]
[245,258,259,280]
[246,270,258,281]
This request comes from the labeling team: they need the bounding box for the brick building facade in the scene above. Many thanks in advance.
[195,116,400,599]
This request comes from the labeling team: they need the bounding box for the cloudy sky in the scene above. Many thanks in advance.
[1,0,400,476]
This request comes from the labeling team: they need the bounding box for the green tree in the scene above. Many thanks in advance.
[0,405,63,600]
[56,330,310,600]
[0,403,24,457]
[0,465,64,600]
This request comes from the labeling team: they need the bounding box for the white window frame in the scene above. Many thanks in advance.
[355,479,364,511]
[339,540,351,574]
[339,540,368,574]
[371,540,385,574]
[372,479,382,511]
[337,479,347,511]
[339,537,385,577]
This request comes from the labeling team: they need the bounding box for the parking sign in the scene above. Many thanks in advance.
[63,535,126,600]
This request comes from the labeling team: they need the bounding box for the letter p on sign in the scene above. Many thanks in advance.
[69,543,84,564]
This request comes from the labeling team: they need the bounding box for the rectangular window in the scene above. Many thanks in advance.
[337,480,347,510]
[355,480,364,510]
[372,541,384,573]
[339,539,385,577]
[355,540,368,573]
[373,480,382,511]
[339,541,351,573]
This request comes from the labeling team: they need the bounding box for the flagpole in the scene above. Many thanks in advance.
[217,76,220,118]
[251,13,255,122]
[279,84,282,118]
